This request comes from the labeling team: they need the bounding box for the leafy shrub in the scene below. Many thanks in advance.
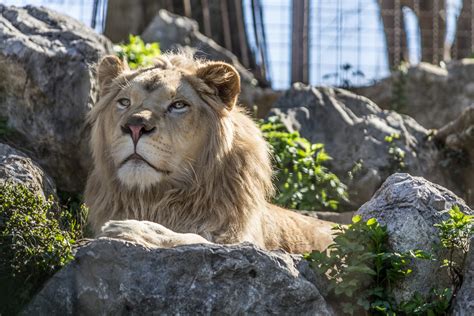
[384,133,406,173]
[0,184,85,315]
[260,116,347,211]
[306,215,431,314]
[113,35,160,69]
[306,207,473,315]
[434,206,473,290]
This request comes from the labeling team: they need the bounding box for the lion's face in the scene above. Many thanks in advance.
[91,55,240,189]
[106,69,210,188]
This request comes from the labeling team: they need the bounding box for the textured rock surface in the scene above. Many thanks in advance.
[141,9,279,117]
[0,5,112,192]
[0,143,56,198]
[269,84,452,209]
[24,239,332,315]
[356,173,473,303]
[434,106,474,206]
[452,238,474,316]
[354,61,474,128]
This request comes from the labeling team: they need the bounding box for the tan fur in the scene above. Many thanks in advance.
[85,53,334,253]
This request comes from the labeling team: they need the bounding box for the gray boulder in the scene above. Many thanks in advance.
[269,84,452,209]
[353,60,474,129]
[356,173,473,303]
[0,5,112,192]
[452,238,474,316]
[0,142,56,198]
[141,9,279,117]
[24,239,332,315]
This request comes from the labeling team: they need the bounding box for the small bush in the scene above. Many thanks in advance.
[434,205,473,290]
[113,35,160,69]
[306,215,431,314]
[260,116,348,211]
[0,184,85,315]
[306,207,473,315]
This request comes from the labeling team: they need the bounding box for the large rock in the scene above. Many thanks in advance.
[141,9,279,117]
[24,239,332,315]
[356,173,473,303]
[353,61,474,129]
[0,5,112,192]
[269,84,453,209]
[452,238,474,315]
[0,142,55,198]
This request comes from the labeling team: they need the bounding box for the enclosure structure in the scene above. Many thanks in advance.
[5,0,474,88]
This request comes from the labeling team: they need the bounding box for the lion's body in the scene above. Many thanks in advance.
[85,53,334,253]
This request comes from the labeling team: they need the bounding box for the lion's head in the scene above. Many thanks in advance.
[86,53,273,238]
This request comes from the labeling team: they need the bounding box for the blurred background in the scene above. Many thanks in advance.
[2,0,472,89]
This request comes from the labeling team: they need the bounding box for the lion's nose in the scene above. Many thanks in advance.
[121,124,155,145]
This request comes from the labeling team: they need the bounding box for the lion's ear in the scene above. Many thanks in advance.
[196,62,241,110]
[98,55,127,96]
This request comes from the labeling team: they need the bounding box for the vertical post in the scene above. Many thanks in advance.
[221,0,233,51]
[202,0,212,37]
[183,0,191,17]
[291,0,309,84]
[471,0,474,54]
[433,0,440,64]
[166,0,174,13]
[235,0,250,67]
[394,0,401,66]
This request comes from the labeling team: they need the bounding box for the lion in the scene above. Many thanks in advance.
[85,53,335,253]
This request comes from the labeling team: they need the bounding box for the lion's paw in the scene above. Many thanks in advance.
[99,220,211,248]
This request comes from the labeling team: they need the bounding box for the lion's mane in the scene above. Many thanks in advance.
[85,53,274,245]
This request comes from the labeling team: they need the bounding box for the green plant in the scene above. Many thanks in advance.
[306,207,473,315]
[397,288,452,315]
[391,62,408,112]
[384,133,406,172]
[0,117,14,138]
[306,215,430,315]
[0,184,84,315]
[113,35,160,69]
[435,205,473,291]
[260,116,347,211]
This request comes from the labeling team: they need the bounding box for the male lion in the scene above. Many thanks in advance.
[85,53,335,253]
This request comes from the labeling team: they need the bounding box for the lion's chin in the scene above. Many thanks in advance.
[117,160,164,189]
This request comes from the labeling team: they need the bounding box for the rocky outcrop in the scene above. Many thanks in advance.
[0,5,112,192]
[269,84,473,209]
[353,61,474,129]
[141,9,279,117]
[0,143,56,198]
[434,106,474,206]
[452,238,474,315]
[356,173,473,303]
[24,239,332,315]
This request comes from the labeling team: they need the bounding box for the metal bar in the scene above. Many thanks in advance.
[183,0,191,17]
[235,0,250,67]
[220,0,233,51]
[202,0,212,37]
[91,0,99,28]
[291,0,309,84]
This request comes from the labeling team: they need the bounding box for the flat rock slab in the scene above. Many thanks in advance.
[24,239,332,315]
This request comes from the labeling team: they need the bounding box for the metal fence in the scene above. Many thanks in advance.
[1,0,107,33]
[2,0,473,90]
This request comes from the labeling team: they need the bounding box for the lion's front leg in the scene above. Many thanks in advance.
[99,220,211,248]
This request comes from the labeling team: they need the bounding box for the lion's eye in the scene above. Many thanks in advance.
[117,98,131,109]
[168,101,189,114]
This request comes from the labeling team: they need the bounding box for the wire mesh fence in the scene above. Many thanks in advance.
[1,0,107,33]
[2,0,472,90]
